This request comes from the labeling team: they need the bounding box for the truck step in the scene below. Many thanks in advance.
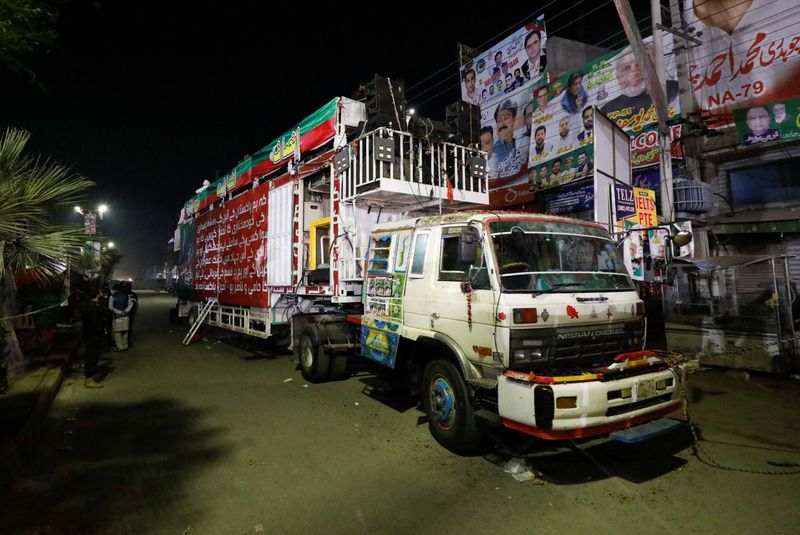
[609,418,684,444]
[468,378,498,389]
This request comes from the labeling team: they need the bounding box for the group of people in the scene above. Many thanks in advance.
[79,282,138,388]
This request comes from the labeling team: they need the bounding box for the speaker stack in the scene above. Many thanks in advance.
[445,101,480,147]
[365,75,407,131]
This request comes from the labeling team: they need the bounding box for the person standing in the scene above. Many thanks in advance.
[109,284,132,351]
[80,286,105,388]
[124,282,138,347]
[100,284,113,348]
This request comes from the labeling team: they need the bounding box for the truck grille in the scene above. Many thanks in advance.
[510,321,643,373]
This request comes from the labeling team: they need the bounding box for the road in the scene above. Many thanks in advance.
[2,291,800,534]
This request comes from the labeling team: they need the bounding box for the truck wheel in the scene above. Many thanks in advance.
[299,329,330,383]
[422,359,483,454]
[328,354,349,381]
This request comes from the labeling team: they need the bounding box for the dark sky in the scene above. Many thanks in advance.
[0,0,649,278]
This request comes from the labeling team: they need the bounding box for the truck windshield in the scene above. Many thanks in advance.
[488,221,633,293]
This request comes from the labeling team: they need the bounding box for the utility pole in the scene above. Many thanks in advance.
[612,0,673,222]
[668,0,701,180]
[651,0,674,223]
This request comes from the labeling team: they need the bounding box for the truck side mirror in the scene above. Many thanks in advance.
[671,229,693,248]
[459,228,480,265]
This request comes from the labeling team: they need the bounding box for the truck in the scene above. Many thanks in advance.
[173,87,685,453]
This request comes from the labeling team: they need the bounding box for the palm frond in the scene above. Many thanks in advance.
[0,127,94,280]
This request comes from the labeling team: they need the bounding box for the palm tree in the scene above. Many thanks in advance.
[0,127,93,384]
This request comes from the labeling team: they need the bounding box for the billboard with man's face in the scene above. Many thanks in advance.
[459,17,548,207]
[482,33,679,208]
[460,16,547,109]
[685,0,800,117]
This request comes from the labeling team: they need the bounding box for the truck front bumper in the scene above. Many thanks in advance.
[497,367,683,440]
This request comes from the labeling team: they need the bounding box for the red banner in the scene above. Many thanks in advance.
[629,124,683,169]
[194,183,269,307]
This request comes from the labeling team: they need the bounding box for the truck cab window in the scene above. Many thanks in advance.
[410,233,429,276]
[439,233,485,285]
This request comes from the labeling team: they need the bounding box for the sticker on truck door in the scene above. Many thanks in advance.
[361,230,411,368]
[361,317,401,368]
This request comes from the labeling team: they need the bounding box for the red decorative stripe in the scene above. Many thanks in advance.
[501,401,682,440]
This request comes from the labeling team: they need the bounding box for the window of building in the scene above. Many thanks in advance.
[729,158,800,206]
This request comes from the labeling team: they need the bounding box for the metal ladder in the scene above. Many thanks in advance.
[182,298,218,346]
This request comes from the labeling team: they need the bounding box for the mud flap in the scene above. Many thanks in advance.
[609,418,684,444]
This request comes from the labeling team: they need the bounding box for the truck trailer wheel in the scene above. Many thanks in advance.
[422,359,483,454]
[298,328,330,383]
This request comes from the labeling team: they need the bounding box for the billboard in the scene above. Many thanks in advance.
[733,98,800,146]
[460,16,547,108]
[194,183,269,307]
[686,0,800,115]
[485,33,679,207]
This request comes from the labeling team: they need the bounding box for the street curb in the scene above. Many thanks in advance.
[0,337,80,487]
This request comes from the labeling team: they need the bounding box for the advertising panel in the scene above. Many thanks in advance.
[685,0,800,116]
[615,187,657,281]
[733,97,800,145]
[460,16,547,108]
[485,33,679,207]
[194,183,269,307]
[459,17,547,207]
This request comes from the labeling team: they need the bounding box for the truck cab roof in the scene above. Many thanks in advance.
[372,211,608,234]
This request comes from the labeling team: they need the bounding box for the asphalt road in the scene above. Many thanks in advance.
[2,291,800,534]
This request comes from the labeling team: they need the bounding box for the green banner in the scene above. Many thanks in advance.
[189,98,339,209]
[734,98,800,146]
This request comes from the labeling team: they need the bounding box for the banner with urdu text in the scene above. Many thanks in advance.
[194,182,269,307]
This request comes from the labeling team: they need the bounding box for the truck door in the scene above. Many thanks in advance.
[405,225,497,366]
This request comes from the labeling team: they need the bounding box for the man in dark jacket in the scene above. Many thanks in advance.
[123,282,138,347]
[80,286,105,388]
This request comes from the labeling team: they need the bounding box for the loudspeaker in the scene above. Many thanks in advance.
[365,75,406,130]
[446,101,480,146]
[407,115,452,143]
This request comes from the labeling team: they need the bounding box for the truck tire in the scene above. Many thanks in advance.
[328,353,349,381]
[299,328,330,383]
[422,359,483,454]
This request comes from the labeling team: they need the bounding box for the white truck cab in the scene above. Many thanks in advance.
[316,210,683,453]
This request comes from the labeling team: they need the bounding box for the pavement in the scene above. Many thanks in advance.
[0,323,80,487]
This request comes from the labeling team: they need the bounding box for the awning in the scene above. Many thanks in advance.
[673,254,797,270]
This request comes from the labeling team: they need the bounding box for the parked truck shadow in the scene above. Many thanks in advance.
[485,422,693,484]
[0,398,230,534]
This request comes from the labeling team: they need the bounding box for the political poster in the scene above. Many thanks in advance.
[527,34,679,194]
[733,98,800,146]
[460,17,547,207]
[460,16,547,108]
[483,33,679,207]
[685,0,800,117]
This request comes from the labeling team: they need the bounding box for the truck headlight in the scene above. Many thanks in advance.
[512,349,543,364]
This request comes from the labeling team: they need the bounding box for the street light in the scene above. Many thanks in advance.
[74,204,109,236]
[107,242,115,249]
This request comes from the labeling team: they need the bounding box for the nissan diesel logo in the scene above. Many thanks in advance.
[557,328,625,340]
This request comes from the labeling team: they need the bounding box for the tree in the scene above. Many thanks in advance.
[0,127,93,385]
[0,0,57,80]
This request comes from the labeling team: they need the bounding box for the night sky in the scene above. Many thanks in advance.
[0,1,649,279]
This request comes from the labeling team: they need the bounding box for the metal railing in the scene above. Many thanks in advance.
[339,127,487,205]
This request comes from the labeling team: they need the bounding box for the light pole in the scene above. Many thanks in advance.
[75,204,109,236]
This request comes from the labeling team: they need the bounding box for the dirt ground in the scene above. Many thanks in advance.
[2,291,799,535]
